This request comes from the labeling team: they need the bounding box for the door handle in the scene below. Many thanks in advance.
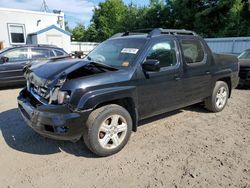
[205,71,211,75]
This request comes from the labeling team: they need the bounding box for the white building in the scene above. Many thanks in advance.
[0,8,71,52]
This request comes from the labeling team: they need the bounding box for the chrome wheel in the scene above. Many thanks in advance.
[98,114,128,150]
[215,86,227,109]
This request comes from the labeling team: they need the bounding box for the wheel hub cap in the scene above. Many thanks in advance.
[215,86,227,109]
[98,115,128,150]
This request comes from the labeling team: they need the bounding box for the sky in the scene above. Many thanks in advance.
[0,0,149,28]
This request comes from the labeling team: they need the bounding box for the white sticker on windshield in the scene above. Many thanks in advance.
[121,48,139,54]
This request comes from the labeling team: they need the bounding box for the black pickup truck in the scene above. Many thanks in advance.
[18,29,239,156]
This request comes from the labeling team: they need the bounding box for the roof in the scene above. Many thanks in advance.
[0,7,63,16]
[29,25,72,36]
[0,45,63,53]
[111,28,197,39]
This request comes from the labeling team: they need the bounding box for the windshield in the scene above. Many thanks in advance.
[84,38,146,67]
[238,50,250,59]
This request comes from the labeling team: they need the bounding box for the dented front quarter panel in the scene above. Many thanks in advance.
[60,67,137,110]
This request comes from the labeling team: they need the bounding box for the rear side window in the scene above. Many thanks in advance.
[180,39,205,64]
[54,50,65,56]
[147,40,177,69]
[31,48,54,59]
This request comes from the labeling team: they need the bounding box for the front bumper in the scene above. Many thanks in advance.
[17,88,90,141]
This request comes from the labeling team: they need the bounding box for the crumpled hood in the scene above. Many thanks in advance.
[25,58,121,90]
[25,59,93,87]
[27,59,88,80]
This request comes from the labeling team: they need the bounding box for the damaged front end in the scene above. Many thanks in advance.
[24,59,117,106]
[18,59,117,141]
[26,72,69,105]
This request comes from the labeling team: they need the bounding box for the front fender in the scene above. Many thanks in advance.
[76,86,137,111]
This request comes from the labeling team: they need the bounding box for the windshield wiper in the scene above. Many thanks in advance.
[90,61,118,71]
[86,56,118,71]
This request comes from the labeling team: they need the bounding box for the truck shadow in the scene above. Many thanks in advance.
[0,108,97,158]
[0,105,208,157]
[138,104,209,126]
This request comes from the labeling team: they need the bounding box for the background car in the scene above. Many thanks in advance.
[238,49,250,87]
[0,45,68,87]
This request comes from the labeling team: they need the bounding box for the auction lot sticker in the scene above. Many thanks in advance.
[121,48,139,54]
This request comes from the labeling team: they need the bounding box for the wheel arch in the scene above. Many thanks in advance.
[94,97,138,132]
[77,86,138,132]
[217,77,232,97]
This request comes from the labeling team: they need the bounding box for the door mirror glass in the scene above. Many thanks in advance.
[0,56,9,64]
[142,59,160,72]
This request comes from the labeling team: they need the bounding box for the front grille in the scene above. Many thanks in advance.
[19,104,30,120]
[31,84,49,99]
[28,82,50,104]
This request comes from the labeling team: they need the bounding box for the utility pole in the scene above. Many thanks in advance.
[40,0,50,12]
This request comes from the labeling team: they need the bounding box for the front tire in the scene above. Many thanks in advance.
[205,81,229,112]
[83,104,132,157]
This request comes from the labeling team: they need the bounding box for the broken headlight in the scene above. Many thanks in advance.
[49,88,70,104]
[57,91,70,104]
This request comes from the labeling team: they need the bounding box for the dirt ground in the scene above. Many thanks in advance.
[0,88,249,188]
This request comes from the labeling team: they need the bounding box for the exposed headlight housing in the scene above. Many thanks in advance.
[57,91,70,104]
[49,88,70,104]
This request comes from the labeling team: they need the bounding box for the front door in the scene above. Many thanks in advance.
[137,38,183,119]
[0,47,29,85]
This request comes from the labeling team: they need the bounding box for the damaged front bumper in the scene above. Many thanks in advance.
[17,88,90,141]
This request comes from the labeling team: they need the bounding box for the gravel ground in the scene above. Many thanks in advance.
[0,88,249,188]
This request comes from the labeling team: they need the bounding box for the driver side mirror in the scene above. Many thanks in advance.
[142,59,160,72]
[0,56,9,64]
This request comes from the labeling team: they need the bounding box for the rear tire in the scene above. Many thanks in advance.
[83,104,132,157]
[205,81,229,112]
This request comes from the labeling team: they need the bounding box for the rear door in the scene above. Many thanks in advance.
[0,47,29,84]
[179,38,213,105]
[137,37,183,119]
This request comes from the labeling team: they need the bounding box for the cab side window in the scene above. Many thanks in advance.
[146,40,177,69]
[180,39,205,64]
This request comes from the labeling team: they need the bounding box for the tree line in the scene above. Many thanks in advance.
[66,0,250,42]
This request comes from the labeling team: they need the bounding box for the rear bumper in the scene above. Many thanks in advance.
[17,88,90,141]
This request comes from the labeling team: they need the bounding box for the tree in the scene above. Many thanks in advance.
[71,23,86,41]
[194,0,235,37]
[171,0,206,30]
[221,0,250,36]
[143,0,173,29]
[69,0,250,42]
[91,0,127,41]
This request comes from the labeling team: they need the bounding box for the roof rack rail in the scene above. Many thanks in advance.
[111,28,198,38]
[159,28,197,36]
[110,31,146,38]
